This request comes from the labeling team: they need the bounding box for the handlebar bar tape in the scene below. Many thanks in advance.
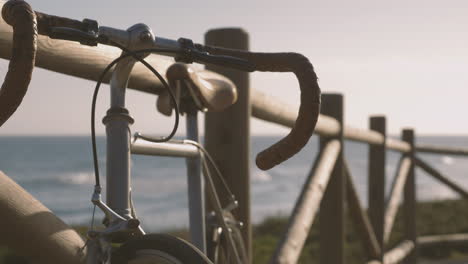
[199,45,321,170]
[35,11,91,36]
[0,0,97,127]
[6,0,93,36]
[0,0,37,127]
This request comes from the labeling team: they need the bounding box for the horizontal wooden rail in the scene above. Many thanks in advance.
[251,90,340,137]
[384,157,411,243]
[368,240,415,264]
[418,233,468,247]
[344,161,381,260]
[387,138,411,153]
[0,12,171,95]
[0,15,415,154]
[415,157,468,199]
[270,140,340,264]
[252,90,411,152]
[415,144,468,157]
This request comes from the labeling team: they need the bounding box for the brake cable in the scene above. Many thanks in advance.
[90,47,180,188]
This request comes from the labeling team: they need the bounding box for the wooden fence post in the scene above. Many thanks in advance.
[320,93,345,264]
[0,172,85,264]
[368,116,386,261]
[402,129,418,264]
[204,28,251,261]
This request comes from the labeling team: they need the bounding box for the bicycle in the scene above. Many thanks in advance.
[129,62,248,264]
[0,1,321,263]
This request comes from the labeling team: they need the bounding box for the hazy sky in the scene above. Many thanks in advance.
[0,0,467,136]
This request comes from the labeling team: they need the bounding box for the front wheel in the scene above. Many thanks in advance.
[113,234,213,264]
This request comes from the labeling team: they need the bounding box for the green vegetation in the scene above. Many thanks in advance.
[250,199,468,263]
[1,199,468,264]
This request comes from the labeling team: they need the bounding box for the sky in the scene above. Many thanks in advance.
[0,0,467,136]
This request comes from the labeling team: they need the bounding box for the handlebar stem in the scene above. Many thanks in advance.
[98,23,155,50]
[103,23,153,220]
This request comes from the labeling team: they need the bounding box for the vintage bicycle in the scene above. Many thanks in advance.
[0,0,321,263]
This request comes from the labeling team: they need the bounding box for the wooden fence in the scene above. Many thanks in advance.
[248,94,468,264]
[1,14,467,263]
[204,30,468,264]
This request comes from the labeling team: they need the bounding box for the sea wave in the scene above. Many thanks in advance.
[58,171,94,185]
[16,171,95,186]
[252,168,272,183]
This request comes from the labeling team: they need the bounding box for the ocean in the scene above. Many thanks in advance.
[0,135,467,232]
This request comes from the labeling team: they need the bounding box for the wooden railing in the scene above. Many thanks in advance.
[203,30,468,264]
[250,93,468,264]
[1,14,467,263]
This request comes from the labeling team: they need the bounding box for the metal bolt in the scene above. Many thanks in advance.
[127,218,140,229]
[139,31,152,41]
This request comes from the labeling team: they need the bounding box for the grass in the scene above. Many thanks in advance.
[1,199,468,263]
[250,199,468,264]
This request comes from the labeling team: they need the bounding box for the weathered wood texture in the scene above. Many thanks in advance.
[203,28,252,262]
[402,129,417,264]
[415,144,468,157]
[320,94,345,264]
[270,140,340,264]
[251,89,340,137]
[345,127,409,152]
[345,161,381,260]
[368,116,386,261]
[384,157,411,243]
[251,90,410,152]
[384,240,415,264]
[368,240,415,264]
[418,233,468,247]
[415,157,468,199]
[0,171,85,264]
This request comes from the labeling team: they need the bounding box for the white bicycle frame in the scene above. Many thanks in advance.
[87,23,209,263]
[131,99,207,252]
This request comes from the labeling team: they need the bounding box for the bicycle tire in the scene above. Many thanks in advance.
[113,234,213,264]
[207,212,249,264]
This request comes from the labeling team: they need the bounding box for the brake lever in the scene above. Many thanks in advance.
[49,27,99,46]
[49,18,99,46]
[176,38,255,72]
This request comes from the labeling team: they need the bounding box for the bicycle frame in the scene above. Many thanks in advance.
[133,79,208,252]
[129,75,246,264]
[91,24,210,262]
[131,133,243,264]
[86,24,159,264]
[131,112,207,251]
[183,89,207,253]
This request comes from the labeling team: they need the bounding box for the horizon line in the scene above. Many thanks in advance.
[0,133,467,137]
